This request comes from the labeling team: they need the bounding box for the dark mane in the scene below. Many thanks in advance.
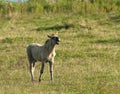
[45,39,49,44]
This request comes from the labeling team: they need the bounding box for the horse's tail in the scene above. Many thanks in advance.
[26,45,33,63]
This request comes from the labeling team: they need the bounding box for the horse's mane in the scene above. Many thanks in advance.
[44,39,55,52]
[45,39,49,44]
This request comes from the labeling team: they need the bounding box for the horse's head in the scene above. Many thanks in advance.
[48,34,60,45]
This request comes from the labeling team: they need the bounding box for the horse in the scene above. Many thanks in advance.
[26,34,60,82]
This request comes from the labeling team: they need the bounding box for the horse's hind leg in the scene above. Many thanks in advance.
[29,60,36,82]
[27,46,36,82]
[39,62,45,82]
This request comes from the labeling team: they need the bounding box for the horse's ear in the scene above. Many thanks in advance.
[51,34,55,36]
[48,35,51,38]
[48,34,55,38]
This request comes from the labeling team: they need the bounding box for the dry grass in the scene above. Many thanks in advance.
[0,13,120,94]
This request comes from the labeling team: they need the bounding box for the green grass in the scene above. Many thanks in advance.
[0,13,120,94]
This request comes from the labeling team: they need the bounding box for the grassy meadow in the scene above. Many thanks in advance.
[0,13,120,94]
[0,0,120,94]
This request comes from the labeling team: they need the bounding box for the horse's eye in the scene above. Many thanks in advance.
[56,37,58,40]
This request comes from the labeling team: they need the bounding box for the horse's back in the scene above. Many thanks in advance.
[27,43,43,60]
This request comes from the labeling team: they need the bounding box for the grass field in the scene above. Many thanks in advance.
[0,13,120,94]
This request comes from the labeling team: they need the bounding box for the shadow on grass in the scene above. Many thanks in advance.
[91,38,120,44]
[110,14,120,23]
[34,23,74,31]
[1,37,33,44]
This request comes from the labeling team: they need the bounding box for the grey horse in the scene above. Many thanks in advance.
[26,34,60,82]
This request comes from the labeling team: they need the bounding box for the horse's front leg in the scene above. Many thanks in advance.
[39,62,45,82]
[49,61,53,81]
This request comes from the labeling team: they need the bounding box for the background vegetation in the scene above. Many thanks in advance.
[0,0,120,18]
[0,0,120,94]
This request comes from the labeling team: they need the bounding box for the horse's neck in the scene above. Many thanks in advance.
[44,40,55,54]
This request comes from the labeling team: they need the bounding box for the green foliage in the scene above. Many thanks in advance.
[26,1,43,13]
[0,0,120,18]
